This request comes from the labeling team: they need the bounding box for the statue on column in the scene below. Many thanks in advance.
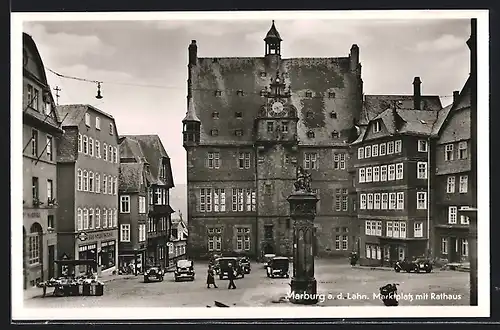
[294,166,312,193]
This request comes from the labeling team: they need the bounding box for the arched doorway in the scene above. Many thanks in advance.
[263,243,274,255]
[28,222,43,285]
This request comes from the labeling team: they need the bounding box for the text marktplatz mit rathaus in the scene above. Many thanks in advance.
[287,292,463,303]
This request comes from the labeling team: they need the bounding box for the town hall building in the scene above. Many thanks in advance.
[183,21,363,259]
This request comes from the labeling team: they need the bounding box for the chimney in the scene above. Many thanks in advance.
[188,40,197,66]
[453,91,460,105]
[413,77,422,110]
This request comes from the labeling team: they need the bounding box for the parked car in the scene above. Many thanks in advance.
[262,254,276,268]
[218,257,245,280]
[266,256,290,278]
[174,259,195,282]
[239,257,251,274]
[143,266,164,283]
[394,258,433,273]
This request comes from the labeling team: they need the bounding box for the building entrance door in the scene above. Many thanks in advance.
[449,237,459,263]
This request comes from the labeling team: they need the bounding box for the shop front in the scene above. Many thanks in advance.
[118,248,146,275]
[75,229,118,276]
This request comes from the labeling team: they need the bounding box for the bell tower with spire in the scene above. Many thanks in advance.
[182,40,201,148]
[264,20,282,70]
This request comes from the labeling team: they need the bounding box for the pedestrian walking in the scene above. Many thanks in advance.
[349,251,358,267]
[227,264,237,290]
[207,266,218,288]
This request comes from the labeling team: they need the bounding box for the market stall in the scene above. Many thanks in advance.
[36,259,104,298]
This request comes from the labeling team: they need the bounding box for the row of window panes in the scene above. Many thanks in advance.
[77,169,117,195]
[446,175,469,194]
[28,129,53,161]
[359,191,418,210]
[199,188,256,212]
[148,187,169,206]
[365,220,423,238]
[171,245,186,256]
[358,140,402,160]
[208,234,251,251]
[448,206,470,225]
[84,112,114,135]
[444,141,468,161]
[119,195,147,214]
[365,244,382,260]
[441,237,468,256]
[76,207,118,231]
[304,152,346,170]
[333,188,349,211]
[147,217,167,233]
[358,163,402,183]
[31,177,54,204]
[78,133,118,163]
[334,235,349,250]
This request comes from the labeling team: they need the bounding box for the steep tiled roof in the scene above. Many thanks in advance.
[121,135,174,188]
[396,109,438,135]
[56,104,114,127]
[360,95,442,125]
[119,136,146,163]
[119,163,144,193]
[431,104,453,136]
[191,53,362,147]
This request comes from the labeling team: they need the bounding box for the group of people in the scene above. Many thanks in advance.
[206,264,237,290]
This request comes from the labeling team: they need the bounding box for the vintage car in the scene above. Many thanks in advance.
[218,257,245,280]
[394,258,433,273]
[266,256,290,278]
[262,254,276,268]
[239,257,251,274]
[174,259,195,282]
[144,266,165,283]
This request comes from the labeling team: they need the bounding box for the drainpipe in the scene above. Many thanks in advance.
[427,137,431,258]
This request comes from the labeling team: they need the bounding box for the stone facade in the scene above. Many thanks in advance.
[183,22,362,259]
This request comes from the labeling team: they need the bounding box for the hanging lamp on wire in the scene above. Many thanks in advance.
[96,82,103,99]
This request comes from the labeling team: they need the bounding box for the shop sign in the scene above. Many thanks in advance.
[86,231,116,241]
[23,211,40,218]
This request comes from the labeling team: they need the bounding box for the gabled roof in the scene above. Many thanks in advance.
[56,104,114,127]
[120,135,174,188]
[119,136,147,163]
[360,95,442,125]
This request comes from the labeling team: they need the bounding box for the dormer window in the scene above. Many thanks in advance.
[331,131,339,139]
[306,111,314,119]
[307,130,315,138]
[260,89,267,97]
[235,112,243,118]
[210,129,219,136]
[237,90,244,96]
[212,112,219,119]
[214,90,222,97]
[305,91,313,98]
[260,72,267,78]
[330,111,337,119]
[328,91,336,98]
[234,129,244,137]
[373,121,381,133]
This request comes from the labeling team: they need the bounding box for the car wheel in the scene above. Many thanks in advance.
[426,268,431,273]
[394,268,400,273]
[144,278,149,283]
[414,267,420,273]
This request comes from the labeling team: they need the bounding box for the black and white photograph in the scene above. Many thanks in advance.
[11,10,489,320]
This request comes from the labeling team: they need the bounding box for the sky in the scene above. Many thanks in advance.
[22,15,472,185]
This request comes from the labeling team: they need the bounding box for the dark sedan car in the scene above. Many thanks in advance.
[144,266,164,283]
[174,259,195,282]
[394,258,433,273]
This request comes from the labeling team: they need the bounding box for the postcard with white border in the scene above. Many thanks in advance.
[11,9,490,320]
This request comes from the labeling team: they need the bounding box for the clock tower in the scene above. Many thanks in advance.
[254,70,298,256]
